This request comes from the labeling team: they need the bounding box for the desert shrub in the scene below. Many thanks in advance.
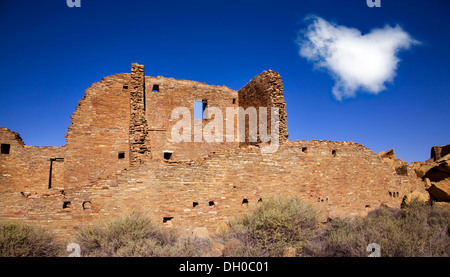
[77,212,211,257]
[221,197,319,257]
[309,200,450,257]
[165,235,213,257]
[0,221,61,257]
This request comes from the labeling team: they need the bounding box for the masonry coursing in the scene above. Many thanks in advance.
[0,63,425,239]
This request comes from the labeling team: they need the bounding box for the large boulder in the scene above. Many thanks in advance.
[411,145,450,202]
[412,162,436,179]
[431,145,450,161]
[401,191,430,206]
[412,149,450,182]
[427,179,450,202]
[422,154,450,182]
[378,149,408,175]
[378,149,396,160]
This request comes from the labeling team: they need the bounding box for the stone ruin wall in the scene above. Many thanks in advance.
[0,137,425,239]
[63,63,241,189]
[0,63,427,240]
[64,73,132,189]
[129,63,150,165]
[0,128,66,193]
[238,70,288,146]
[144,73,239,162]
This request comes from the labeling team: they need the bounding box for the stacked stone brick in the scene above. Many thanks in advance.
[0,64,426,240]
[238,70,288,145]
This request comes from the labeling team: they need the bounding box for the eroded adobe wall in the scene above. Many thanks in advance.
[238,70,288,145]
[0,128,65,193]
[64,73,132,188]
[144,76,240,161]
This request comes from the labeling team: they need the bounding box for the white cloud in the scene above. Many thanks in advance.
[298,16,418,101]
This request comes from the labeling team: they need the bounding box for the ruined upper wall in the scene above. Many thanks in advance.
[0,128,65,193]
[144,74,239,161]
[1,64,292,191]
[64,73,132,188]
[238,70,288,145]
[62,63,242,186]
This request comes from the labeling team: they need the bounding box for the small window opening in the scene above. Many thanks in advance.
[232,98,236,104]
[194,99,207,120]
[242,199,249,205]
[118,152,125,159]
[193,202,199,208]
[332,150,337,157]
[82,201,91,210]
[365,205,371,208]
[258,198,263,202]
[208,201,215,206]
[389,191,399,198]
[123,84,128,89]
[163,151,173,160]
[152,84,159,93]
[1,144,10,154]
[302,147,307,153]
[163,217,173,223]
[63,201,71,209]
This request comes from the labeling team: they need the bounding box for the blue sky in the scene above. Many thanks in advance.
[0,0,449,162]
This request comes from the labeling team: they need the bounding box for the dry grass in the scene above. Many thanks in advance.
[76,212,212,257]
[1,198,448,257]
[0,221,62,257]
[220,196,319,257]
[304,200,450,257]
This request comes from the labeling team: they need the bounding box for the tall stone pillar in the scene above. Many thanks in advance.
[129,63,150,165]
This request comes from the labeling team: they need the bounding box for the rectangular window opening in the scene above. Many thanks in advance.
[152,84,159,93]
[332,150,337,157]
[163,217,173,223]
[1,144,10,154]
[302,147,307,153]
[123,84,128,89]
[118,152,125,159]
[163,151,173,160]
[232,98,236,104]
[63,201,71,209]
[194,99,207,120]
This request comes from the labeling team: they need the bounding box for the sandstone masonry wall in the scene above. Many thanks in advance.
[0,139,425,240]
[238,70,288,145]
[144,75,239,161]
[64,73,131,188]
[0,128,66,194]
[129,63,150,165]
[0,64,427,242]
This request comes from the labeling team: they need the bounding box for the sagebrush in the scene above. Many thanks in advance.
[0,221,62,257]
[1,198,448,257]
[77,212,212,257]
